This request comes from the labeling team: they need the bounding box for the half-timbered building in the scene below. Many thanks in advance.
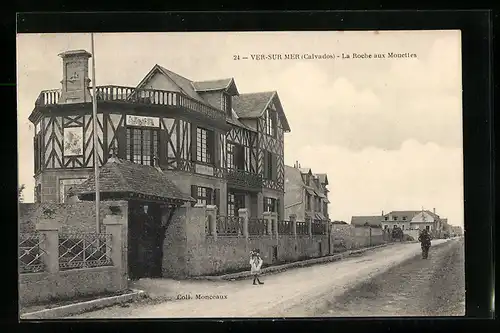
[283,162,330,223]
[29,49,291,220]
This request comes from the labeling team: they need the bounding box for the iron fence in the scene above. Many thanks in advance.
[296,221,308,235]
[58,233,113,270]
[248,218,268,236]
[312,220,327,235]
[278,220,293,235]
[19,233,46,274]
[216,216,242,236]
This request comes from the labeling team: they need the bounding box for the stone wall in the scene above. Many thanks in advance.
[18,200,128,306]
[19,266,123,306]
[161,206,387,278]
[18,201,127,233]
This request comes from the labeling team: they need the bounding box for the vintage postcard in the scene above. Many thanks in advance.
[17,30,465,319]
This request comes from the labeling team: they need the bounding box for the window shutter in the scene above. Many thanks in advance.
[159,129,166,166]
[190,123,197,162]
[276,198,281,220]
[214,189,220,210]
[190,185,198,207]
[263,151,269,179]
[117,126,127,159]
[214,132,220,166]
[271,154,277,180]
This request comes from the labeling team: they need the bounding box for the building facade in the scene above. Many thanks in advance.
[351,208,447,237]
[283,162,330,223]
[380,209,445,235]
[29,49,291,219]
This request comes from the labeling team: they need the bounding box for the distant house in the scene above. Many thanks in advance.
[284,162,330,223]
[350,216,382,228]
[381,209,447,236]
[451,225,463,236]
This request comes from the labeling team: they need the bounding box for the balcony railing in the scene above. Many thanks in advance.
[34,85,226,121]
[226,168,263,189]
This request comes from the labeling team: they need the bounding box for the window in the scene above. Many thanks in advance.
[227,193,245,216]
[196,186,213,206]
[126,127,159,166]
[33,133,43,173]
[221,93,232,117]
[265,109,277,137]
[264,197,276,212]
[384,216,388,221]
[393,216,398,221]
[264,150,276,180]
[227,142,245,170]
[196,127,214,164]
[323,202,328,216]
[402,216,407,221]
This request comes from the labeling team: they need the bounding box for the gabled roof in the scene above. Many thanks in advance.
[70,157,195,204]
[299,168,312,175]
[411,211,436,223]
[232,91,291,132]
[351,216,382,228]
[315,173,329,186]
[192,78,239,95]
[135,65,211,107]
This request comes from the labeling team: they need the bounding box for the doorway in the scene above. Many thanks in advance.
[128,201,164,279]
[227,191,246,216]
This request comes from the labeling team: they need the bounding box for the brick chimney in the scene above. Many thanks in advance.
[433,208,436,214]
[382,210,384,216]
[58,50,93,104]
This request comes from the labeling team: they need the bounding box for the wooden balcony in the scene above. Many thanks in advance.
[34,85,226,121]
[226,169,263,190]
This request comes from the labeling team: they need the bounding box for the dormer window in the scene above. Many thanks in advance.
[221,92,232,117]
[265,108,277,137]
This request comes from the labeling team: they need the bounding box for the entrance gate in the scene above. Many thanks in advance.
[128,202,165,279]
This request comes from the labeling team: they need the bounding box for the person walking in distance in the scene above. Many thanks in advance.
[250,249,264,285]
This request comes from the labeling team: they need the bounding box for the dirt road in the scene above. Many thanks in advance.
[312,237,465,317]
[69,239,456,318]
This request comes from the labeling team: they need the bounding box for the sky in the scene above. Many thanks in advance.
[16,31,463,227]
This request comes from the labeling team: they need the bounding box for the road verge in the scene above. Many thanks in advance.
[20,289,147,320]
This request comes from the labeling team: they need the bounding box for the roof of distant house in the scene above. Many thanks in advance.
[315,173,329,185]
[70,157,195,204]
[351,216,382,227]
[384,210,442,221]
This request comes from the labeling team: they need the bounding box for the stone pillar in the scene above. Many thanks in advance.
[290,214,297,238]
[307,218,313,237]
[36,219,60,274]
[206,205,218,241]
[103,214,124,271]
[272,212,278,239]
[263,211,272,238]
[238,208,249,240]
[257,192,264,218]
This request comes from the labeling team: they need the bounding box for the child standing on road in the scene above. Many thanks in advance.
[250,249,264,285]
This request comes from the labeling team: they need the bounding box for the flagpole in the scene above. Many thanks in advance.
[91,33,100,233]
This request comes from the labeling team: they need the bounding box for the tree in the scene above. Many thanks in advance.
[18,184,26,203]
